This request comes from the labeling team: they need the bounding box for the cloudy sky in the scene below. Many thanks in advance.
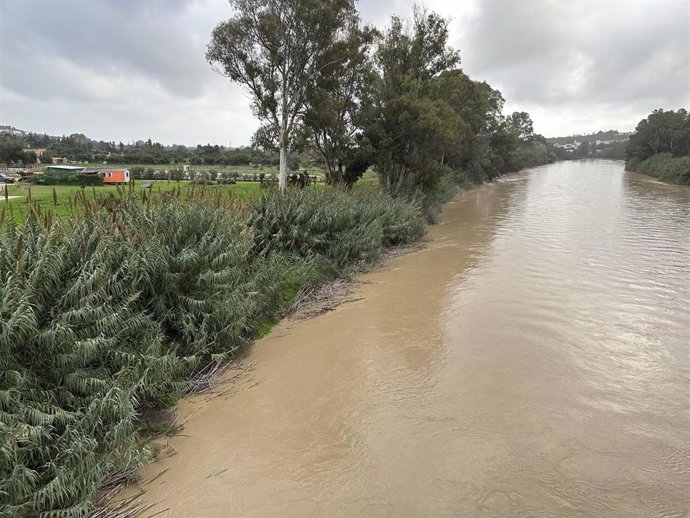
[0,0,688,145]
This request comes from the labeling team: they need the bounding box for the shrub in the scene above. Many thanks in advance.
[627,154,690,185]
[113,200,258,357]
[0,201,259,515]
[33,172,103,186]
[249,189,426,267]
[0,217,192,516]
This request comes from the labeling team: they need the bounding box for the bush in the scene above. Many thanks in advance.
[0,201,261,515]
[129,165,145,179]
[417,174,458,223]
[33,172,103,186]
[115,200,258,357]
[0,216,192,516]
[626,154,690,185]
[249,189,426,267]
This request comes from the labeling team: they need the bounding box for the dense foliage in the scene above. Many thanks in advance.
[208,6,553,212]
[626,153,690,185]
[250,189,425,266]
[0,188,426,516]
[32,172,103,187]
[627,109,690,161]
[0,136,38,166]
[626,109,690,184]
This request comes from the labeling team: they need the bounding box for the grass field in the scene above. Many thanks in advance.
[0,180,264,223]
[354,170,381,190]
[0,169,381,225]
[58,163,327,178]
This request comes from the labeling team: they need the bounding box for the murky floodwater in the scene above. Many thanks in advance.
[133,160,690,517]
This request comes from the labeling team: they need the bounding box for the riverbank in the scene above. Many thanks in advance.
[626,154,690,185]
[120,188,474,516]
[121,160,690,517]
[0,188,427,516]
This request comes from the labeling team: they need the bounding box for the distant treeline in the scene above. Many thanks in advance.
[626,108,690,185]
[0,131,282,166]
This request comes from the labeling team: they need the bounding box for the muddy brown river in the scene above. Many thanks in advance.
[132,160,690,517]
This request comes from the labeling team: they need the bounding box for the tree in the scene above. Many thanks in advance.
[42,150,54,164]
[0,136,26,165]
[22,150,38,165]
[574,139,592,158]
[506,111,535,142]
[301,19,376,185]
[207,0,357,192]
[364,9,462,197]
[426,70,490,179]
[627,108,690,161]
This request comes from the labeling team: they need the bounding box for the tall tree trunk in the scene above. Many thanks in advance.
[335,161,344,186]
[278,128,288,193]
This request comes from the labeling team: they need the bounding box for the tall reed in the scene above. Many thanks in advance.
[0,187,426,516]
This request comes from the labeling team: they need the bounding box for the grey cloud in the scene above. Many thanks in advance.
[461,0,690,110]
[1,0,221,100]
[0,0,254,145]
[0,0,688,143]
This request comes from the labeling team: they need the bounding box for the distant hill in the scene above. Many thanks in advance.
[547,130,630,160]
[547,130,630,146]
[0,124,26,136]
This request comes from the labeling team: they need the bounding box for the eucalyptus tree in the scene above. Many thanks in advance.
[506,111,535,142]
[206,0,357,192]
[364,9,462,196]
[301,19,376,186]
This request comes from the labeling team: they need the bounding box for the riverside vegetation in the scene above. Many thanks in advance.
[0,187,426,516]
[0,2,555,516]
[626,108,690,185]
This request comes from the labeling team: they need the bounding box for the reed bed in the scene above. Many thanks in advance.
[0,186,426,517]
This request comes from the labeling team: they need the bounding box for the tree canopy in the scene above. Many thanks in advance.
[206,4,552,203]
[207,0,358,191]
[627,108,690,161]
[625,108,690,185]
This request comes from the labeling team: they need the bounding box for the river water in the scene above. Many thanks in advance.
[133,160,690,517]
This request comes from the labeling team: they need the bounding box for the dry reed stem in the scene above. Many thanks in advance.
[286,278,364,320]
[90,484,156,518]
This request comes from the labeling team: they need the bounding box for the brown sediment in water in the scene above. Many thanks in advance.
[127,160,690,517]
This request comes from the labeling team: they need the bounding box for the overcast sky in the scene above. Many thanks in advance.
[0,0,688,145]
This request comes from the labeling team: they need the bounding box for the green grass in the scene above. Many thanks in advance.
[0,167,356,224]
[353,169,380,191]
[0,180,264,224]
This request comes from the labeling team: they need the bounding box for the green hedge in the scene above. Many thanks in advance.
[33,172,103,186]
